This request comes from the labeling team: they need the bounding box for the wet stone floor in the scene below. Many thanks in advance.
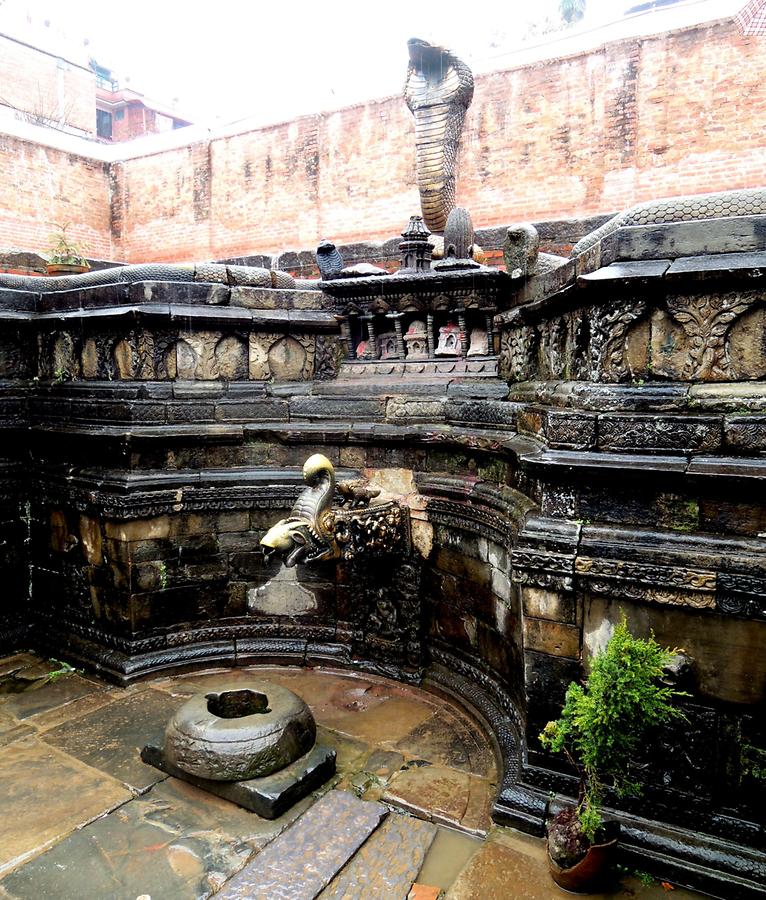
[0,653,705,900]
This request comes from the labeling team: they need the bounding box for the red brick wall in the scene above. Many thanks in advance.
[1,19,765,265]
[113,19,766,262]
[0,34,95,135]
[0,134,113,259]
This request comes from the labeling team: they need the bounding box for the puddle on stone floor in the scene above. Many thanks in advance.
[415,824,482,890]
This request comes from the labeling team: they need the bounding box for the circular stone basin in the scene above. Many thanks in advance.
[163,681,316,781]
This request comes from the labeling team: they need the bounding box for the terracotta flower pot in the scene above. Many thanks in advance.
[46,263,89,276]
[548,831,619,893]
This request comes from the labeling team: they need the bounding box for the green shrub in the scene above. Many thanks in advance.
[540,615,686,841]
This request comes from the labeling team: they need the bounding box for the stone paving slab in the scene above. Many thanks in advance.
[0,713,34,748]
[393,708,496,778]
[319,813,437,900]
[448,832,705,900]
[27,690,115,732]
[0,738,131,877]
[40,688,180,792]
[0,775,314,900]
[383,765,493,834]
[0,654,39,679]
[416,825,482,891]
[217,790,387,900]
[1,674,103,720]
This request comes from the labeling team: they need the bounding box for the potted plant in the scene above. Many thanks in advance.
[45,222,90,275]
[539,615,686,892]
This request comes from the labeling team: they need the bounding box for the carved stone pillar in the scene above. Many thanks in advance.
[456,307,468,357]
[483,307,496,356]
[336,315,353,360]
[426,313,435,359]
[388,312,406,359]
[362,315,379,359]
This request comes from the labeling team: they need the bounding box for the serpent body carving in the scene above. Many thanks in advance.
[404,38,474,234]
[571,188,766,256]
[260,454,338,567]
[0,262,296,292]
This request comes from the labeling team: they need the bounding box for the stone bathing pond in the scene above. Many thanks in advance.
[0,35,764,900]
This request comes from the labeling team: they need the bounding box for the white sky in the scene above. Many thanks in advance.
[0,0,746,128]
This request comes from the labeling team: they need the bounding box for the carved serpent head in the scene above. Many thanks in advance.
[260,519,312,568]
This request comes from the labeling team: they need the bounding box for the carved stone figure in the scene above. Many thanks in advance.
[467,327,488,356]
[0,261,298,291]
[504,223,540,278]
[316,240,344,280]
[260,454,404,566]
[336,479,382,508]
[260,454,339,567]
[571,187,766,256]
[404,38,474,233]
[433,208,480,271]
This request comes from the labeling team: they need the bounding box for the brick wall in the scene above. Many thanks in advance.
[1,18,765,265]
[112,19,766,262]
[0,33,95,135]
[0,133,114,259]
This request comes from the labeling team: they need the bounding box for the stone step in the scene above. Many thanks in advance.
[319,813,437,900]
[216,789,387,900]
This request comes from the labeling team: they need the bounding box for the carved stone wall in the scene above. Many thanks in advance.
[500,287,766,386]
[1,252,765,895]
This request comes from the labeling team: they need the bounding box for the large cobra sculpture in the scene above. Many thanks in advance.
[404,38,474,234]
[260,454,339,567]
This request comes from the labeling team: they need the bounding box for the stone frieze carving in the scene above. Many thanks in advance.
[665,292,756,380]
[589,298,648,382]
[575,556,717,591]
[41,328,329,382]
[497,286,765,386]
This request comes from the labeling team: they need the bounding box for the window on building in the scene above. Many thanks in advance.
[115,109,125,121]
[96,108,113,139]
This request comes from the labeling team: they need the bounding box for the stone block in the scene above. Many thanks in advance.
[215,790,387,898]
[140,743,336,820]
[523,617,580,659]
[521,586,576,625]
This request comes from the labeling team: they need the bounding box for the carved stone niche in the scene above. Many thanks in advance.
[467,327,488,357]
[436,322,461,356]
[378,332,398,360]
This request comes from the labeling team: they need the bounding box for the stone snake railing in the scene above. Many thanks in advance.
[571,187,766,256]
[0,262,300,293]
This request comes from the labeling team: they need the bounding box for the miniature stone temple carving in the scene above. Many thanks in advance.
[404,320,429,359]
[378,332,398,359]
[399,215,432,273]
